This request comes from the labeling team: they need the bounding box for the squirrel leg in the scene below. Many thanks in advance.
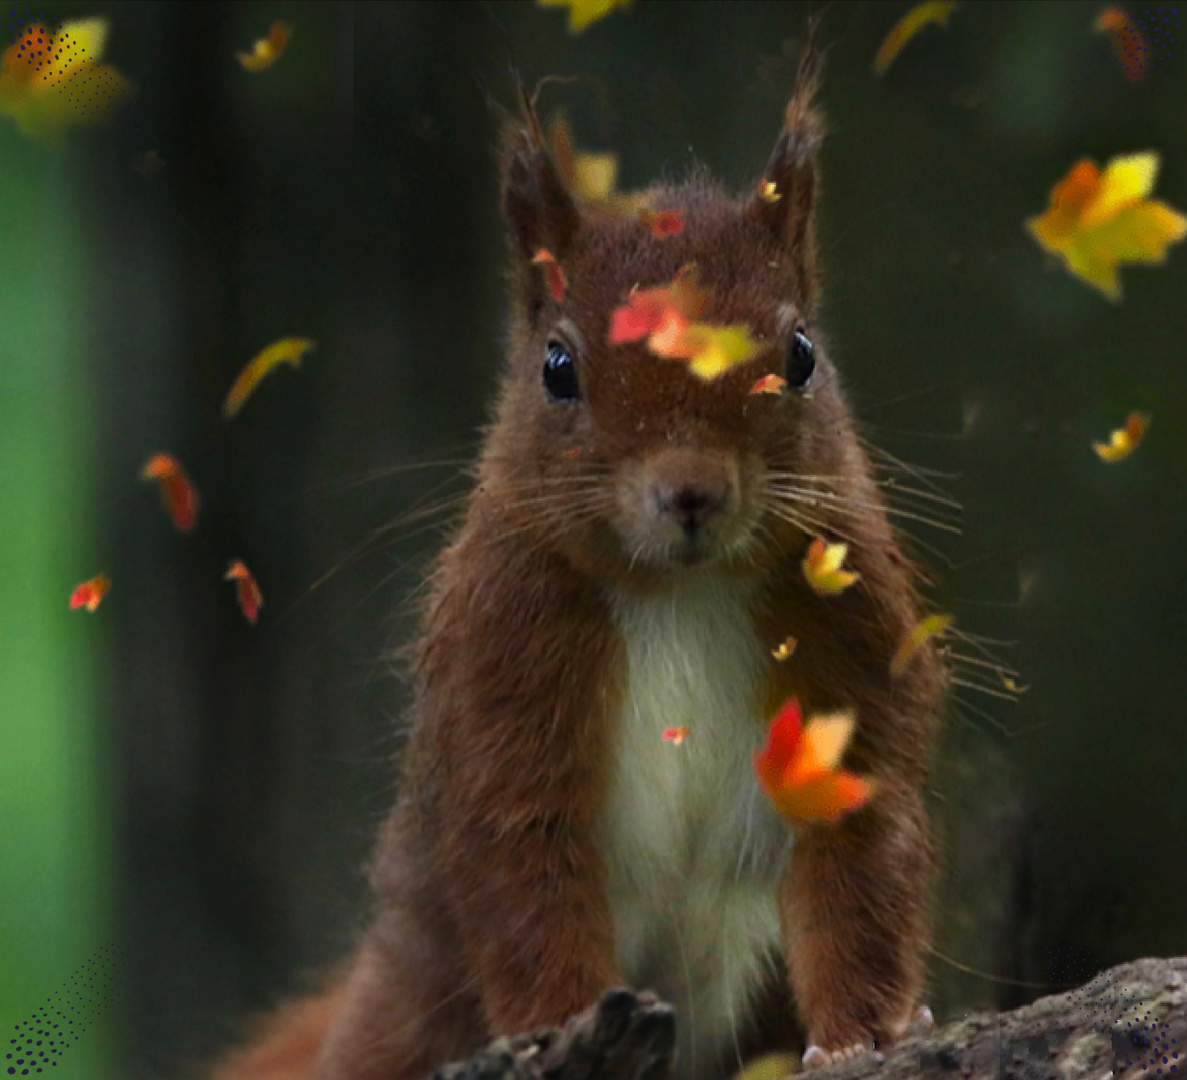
[780,784,935,1071]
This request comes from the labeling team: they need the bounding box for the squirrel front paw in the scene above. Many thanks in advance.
[801,1041,877,1070]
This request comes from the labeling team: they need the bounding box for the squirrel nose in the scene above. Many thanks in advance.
[656,481,729,533]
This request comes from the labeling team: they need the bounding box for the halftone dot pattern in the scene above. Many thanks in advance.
[1137,6,1182,61]
[5,942,124,1075]
[1047,948,1180,1075]
[3,7,134,124]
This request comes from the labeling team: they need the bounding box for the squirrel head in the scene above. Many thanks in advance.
[486,40,854,589]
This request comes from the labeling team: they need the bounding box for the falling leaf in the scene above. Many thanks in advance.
[132,149,165,177]
[0,17,136,141]
[731,1054,801,1080]
[996,667,1029,694]
[224,338,316,420]
[890,614,953,677]
[531,249,568,303]
[638,208,684,238]
[70,573,111,612]
[237,21,293,73]
[141,453,199,533]
[771,637,797,661]
[1095,7,1149,83]
[225,560,263,625]
[1093,410,1150,462]
[802,537,860,596]
[873,1,960,76]
[609,266,761,381]
[563,447,581,458]
[677,324,762,381]
[758,180,781,204]
[549,114,647,214]
[750,374,787,396]
[536,0,633,33]
[753,699,874,825]
[662,725,689,745]
[1026,152,1187,300]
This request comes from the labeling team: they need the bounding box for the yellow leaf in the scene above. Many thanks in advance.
[889,614,952,677]
[536,0,633,33]
[873,1,960,77]
[224,338,316,419]
[771,636,797,661]
[1027,152,1187,300]
[0,18,135,141]
[237,21,294,73]
[1092,410,1150,463]
[732,1054,800,1080]
[682,325,763,381]
[803,537,860,596]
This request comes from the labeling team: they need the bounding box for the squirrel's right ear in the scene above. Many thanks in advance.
[500,84,580,286]
[743,31,825,310]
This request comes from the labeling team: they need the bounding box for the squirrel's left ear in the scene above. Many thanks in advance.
[500,84,580,273]
[743,33,825,310]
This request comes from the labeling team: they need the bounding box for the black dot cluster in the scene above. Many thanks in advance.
[5,943,124,1076]
[3,7,132,121]
[1049,948,1180,1076]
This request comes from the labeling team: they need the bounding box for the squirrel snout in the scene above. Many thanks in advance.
[645,448,736,536]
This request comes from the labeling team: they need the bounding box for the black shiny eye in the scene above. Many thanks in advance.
[787,328,816,390]
[543,341,580,403]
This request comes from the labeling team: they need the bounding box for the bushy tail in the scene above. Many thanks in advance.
[205,980,350,1080]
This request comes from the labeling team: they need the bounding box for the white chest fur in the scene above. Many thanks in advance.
[600,573,793,1080]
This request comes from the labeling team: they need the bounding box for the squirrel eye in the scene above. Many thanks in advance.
[787,329,816,390]
[543,341,581,403]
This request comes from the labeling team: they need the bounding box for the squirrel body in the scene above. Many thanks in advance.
[208,47,945,1080]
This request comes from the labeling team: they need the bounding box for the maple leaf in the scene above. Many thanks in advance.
[1095,7,1149,83]
[662,726,689,745]
[638,208,684,238]
[237,21,294,73]
[753,699,874,826]
[1093,410,1150,462]
[677,324,762,381]
[750,374,787,396]
[225,560,263,625]
[549,114,648,215]
[771,637,797,661]
[536,0,632,34]
[1027,152,1187,300]
[889,613,952,677]
[224,338,316,419]
[758,180,781,204]
[802,537,860,596]
[141,453,199,533]
[873,1,960,77]
[70,573,111,612]
[531,249,568,303]
[0,18,135,141]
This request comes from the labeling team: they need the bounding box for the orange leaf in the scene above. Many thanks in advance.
[802,537,860,596]
[750,374,787,396]
[662,725,689,745]
[1027,153,1187,300]
[1093,410,1150,462]
[771,636,797,661]
[225,560,263,625]
[237,21,293,73]
[873,1,960,77]
[758,180,781,204]
[141,453,199,533]
[70,573,111,612]
[1095,7,1149,83]
[224,337,315,419]
[563,447,581,458]
[531,248,568,303]
[890,613,952,677]
[638,207,684,238]
[753,699,874,825]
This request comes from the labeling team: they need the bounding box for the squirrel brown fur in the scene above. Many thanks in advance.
[206,41,946,1080]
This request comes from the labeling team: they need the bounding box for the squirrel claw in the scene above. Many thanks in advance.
[801,1042,877,1070]
[891,1004,936,1042]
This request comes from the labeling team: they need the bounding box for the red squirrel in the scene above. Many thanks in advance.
[208,44,945,1080]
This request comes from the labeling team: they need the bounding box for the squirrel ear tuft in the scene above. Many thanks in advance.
[744,25,825,307]
[500,83,580,268]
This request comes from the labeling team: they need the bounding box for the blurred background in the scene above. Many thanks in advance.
[1,1,1185,1077]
